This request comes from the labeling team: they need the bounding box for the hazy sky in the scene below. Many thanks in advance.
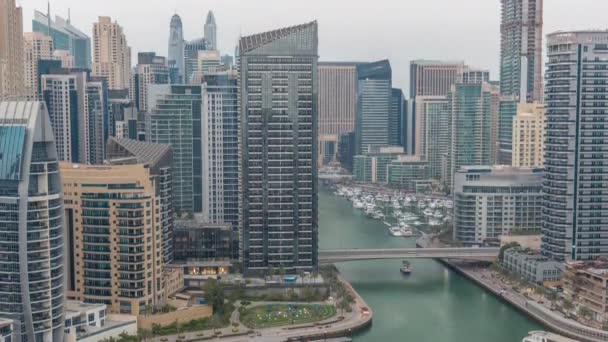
[21,0,608,94]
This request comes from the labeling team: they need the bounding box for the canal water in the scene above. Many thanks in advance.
[318,187,541,342]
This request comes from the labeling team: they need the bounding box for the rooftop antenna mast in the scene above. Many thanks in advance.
[68,8,71,24]
[47,1,51,36]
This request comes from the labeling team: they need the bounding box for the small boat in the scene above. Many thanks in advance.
[389,226,404,237]
[400,261,412,274]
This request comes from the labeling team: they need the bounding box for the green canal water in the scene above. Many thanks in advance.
[318,187,541,342]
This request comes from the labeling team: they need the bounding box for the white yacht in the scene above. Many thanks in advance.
[389,226,404,237]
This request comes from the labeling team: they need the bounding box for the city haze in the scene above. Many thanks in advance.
[22,0,608,93]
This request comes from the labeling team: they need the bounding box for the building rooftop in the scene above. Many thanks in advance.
[107,137,171,170]
[239,21,317,53]
[458,165,543,175]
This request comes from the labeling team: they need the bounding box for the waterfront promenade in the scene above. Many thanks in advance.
[417,234,608,342]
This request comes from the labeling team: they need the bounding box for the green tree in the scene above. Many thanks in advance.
[562,299,574,313]
[204,278,225,314]
[279,265,286,281]
[209,314,224,334]
[603,320,608,331]
[578,305,594,320]
[268,265,275,280]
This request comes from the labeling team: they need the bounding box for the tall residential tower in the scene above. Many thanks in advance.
[239,21,319,274]
[542,30,608,261]
[92,16,131,90]
[168,14,185,83]
[0,0,24,99]
[0,101,66,342]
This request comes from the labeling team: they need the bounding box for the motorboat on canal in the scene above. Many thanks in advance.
[400,261,412,274]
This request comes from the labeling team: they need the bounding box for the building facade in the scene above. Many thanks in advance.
[500,0,543,103]
[446,82,498,191]
[390,88,407,147]
[354,146,405,183]
[512,103,544,167]
[204,11,217,51]
[563,260,608,323]
[148,84,202,215]
[62,163,164,316]
[503,248,562,284]
[0,0,24,99]
[318,62,358,164]
[32,10,91,69]
[239,21,319,274]
[92,16,131,90]
[338,131,356,173]
[542,31,608,261]
[0,101,65,342]
[414,96,450,180]
[167,14,185,83]
[201,71,239,230]
[409,60,464,99]
[23,32,53,100]
[134,52,169,111]
[387,156,429,191]
[355,60,392,154]
[106,137,174,264]
[453,166,543,246]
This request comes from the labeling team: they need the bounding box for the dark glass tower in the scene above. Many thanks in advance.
[239,22,319,274]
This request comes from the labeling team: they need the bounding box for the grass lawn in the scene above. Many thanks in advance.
[240,303,337,329]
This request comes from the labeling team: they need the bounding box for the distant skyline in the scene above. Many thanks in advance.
[21,0,608,94]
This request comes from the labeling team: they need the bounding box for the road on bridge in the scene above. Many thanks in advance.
[319,247,499,263]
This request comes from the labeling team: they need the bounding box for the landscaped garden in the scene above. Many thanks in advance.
[240,303,337,328]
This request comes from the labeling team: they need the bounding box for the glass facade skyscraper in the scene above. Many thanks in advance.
[201,71,239,230]
[148,85,202,214]
[239,21,319,274]
[0,101,65,342]
[542,30,608,261]
[355,60,392,154]
[390,88,407,147]
[32,10,91,69]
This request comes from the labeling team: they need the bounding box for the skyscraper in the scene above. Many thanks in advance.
[414,96,451,180]
[40,67,109,164]
[239,21,319,274]
[168,14,185,83]
[390,88,407,147]
[499,0,543,164]
[201,71,239,231]
[500,0,543,103]
[197,50,221,80]
[148,84,202,214]
[409,60,464,99]
[92,16,131,90]
[446,82,496,190]
[512,103,544,168]
[32,10,92,69]
[23,32,53,100]
[134,52,169,111]
[0,101,65,342]
[184,38,207,83]
[0,0,24,99]
[318,62,358,165]
[62,162,164,315]
[542,30,608,261]
[355,60,392,154]
[204,11,217,50]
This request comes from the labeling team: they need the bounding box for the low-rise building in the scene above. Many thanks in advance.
[353,146,405,183]
[453,166,543,246]
[503,248,562,285]
[172,220,235,286]
[522,331,578,342]
[387,155,429,191]
[563,260,608,323]
[63,301,137,342]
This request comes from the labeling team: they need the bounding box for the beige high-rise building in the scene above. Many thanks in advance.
[92,16,131,90]
[318,62,358,164]
[0,0,24,99]
[61,163,164,315]
[409,60,465,98]
[24,32,53,99]
[512,103,544,168]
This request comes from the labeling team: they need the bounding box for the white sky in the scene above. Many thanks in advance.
[20,0,608,94]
